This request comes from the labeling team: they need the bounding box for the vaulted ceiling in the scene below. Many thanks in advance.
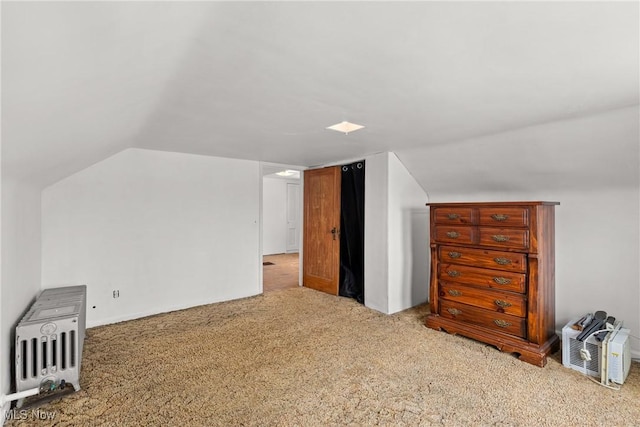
[2,1,638,190]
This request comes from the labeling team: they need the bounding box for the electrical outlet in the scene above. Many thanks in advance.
[113,290,120,298]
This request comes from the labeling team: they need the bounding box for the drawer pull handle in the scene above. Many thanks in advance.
[493,257,511,266]
[492,234,510,242]
[494,319,512,328]
[447,270,461,278]
[494,299,512,308]
[448,289,462,297]
[447,213,460,220]
[493,277,512,285]
[491,214,509,222]
[447,308,462,316]
[448,251,462,259]
[446,231,460,239]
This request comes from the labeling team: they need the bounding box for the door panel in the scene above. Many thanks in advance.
[286,183,300,252]
[303,166,341,295]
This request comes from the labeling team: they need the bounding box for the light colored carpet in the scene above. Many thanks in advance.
[8,287,640,426]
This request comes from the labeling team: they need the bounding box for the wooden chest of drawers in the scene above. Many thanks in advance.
[425,201,559,367]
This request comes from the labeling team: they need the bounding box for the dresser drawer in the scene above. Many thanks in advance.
[478,227,529,249]
[433,225,476,245]
[439,282,527,317]
[478,207,529,228]
[440,300,526,338]
[439,263,526,293]
[439,246,526,273]
[433,207,475,225]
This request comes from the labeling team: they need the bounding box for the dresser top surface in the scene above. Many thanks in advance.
[426,201,559,207]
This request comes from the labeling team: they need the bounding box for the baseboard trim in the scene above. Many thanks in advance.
[86,291,261,329]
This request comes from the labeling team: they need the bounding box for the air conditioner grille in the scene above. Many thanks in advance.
[569,337,600,372]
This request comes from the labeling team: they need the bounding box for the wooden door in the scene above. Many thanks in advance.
[303,166,341,295]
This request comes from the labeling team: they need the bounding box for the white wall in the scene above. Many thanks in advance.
[262,175,301,255]
[1,178,42,411]
[364,153,389,313]
[0,155,2,423]
[262,177,288,255]
[549,189,639,337]
[364,152,430,314]
[41,148,261,327]
[387,154,430,314]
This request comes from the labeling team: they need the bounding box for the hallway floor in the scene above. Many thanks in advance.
[263,253,299,292]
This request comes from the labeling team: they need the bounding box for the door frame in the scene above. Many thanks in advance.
[259,162,306,293]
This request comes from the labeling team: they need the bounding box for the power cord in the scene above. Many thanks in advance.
[579,324,624,390]
[585,375,621,391]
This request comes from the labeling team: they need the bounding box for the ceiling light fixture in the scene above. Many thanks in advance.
[275,170,299,178]
[327,121,365,135]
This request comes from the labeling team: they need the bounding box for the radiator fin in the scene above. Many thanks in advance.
[61,332,67,370]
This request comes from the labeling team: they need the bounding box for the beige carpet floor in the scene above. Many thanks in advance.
[8,287,640,426]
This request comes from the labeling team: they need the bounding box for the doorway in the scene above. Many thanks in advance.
[261,165,303,293]
[303,161,365,303]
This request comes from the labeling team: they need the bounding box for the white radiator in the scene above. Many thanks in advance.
[15,285,86,401]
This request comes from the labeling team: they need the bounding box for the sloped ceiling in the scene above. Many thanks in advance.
[2,1,638,189]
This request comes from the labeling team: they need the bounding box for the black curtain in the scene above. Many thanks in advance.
[339,161,365,304]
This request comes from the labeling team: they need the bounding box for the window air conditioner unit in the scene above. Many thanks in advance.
[562,318,631,386]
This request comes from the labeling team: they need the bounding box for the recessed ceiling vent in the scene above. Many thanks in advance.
[327,121,365,135]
